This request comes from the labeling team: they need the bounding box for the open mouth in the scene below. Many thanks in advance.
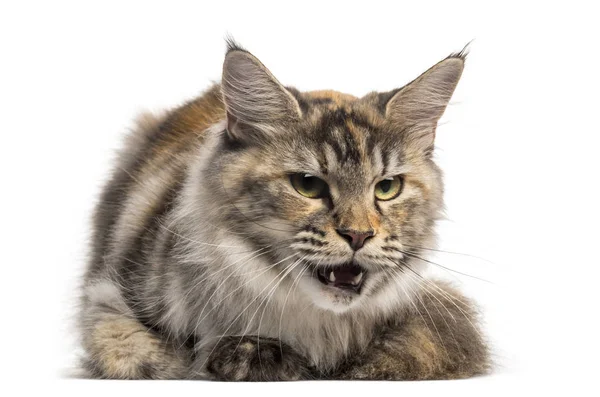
[315,263,366,293]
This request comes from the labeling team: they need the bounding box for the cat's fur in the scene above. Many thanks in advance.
[79,41,490,380]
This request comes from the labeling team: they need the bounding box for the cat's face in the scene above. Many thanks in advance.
[212,43,463,313]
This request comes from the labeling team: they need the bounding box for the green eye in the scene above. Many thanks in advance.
[290,173,328,199]
[375,176,403,201]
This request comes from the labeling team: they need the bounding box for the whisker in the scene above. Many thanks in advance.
[402,244,496,265]
[182,246,273,301]
[401,250,494,284]
[255,255,307,375]
[399,267,461,349]
[278,254,317,355]
[398,259,485,339]
[388,267,437,343]
[397,267,450,358]
[192,253,299,337]
[197,253,303,370]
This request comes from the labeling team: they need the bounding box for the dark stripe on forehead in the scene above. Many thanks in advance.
[381,148,389,176]
[347,112,378,134]
[310,97,335,105]
[320,151,329,175]
[313,108,378,164]
[314,108,378,135]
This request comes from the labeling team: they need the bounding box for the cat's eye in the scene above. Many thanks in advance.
[374,176,403,201]
[290,173,329,199]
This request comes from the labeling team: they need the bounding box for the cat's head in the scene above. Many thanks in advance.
[207,41,464,313]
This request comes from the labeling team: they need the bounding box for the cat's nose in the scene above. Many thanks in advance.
[336,229,374,251]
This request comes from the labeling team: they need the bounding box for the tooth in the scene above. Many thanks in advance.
[352,272,363,285]
[329,271,336,282]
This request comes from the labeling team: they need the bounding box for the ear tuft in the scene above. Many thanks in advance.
[224,35,247,54]
[447,41,471,62]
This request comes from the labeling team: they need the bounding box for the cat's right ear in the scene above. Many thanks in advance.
[221,41,302,142]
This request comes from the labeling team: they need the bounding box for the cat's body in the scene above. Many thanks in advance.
[79,42,489,380]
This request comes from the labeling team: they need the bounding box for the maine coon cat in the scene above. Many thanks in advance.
[79,40,489,380]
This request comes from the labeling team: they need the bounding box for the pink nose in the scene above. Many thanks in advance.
[336,229,374,251]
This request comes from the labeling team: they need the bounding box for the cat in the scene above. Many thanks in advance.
[79,39,489,380]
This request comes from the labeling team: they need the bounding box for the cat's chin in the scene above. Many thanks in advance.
[303,286,362,313]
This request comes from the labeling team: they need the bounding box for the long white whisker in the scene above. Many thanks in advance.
[192,253,299,336]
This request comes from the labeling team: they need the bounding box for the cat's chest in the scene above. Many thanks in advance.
[211,299,375,369]
[280,309,375,368]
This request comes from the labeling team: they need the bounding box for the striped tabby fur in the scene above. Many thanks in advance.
[79,40,489,380]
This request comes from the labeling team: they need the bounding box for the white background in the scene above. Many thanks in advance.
[1,1,599,395]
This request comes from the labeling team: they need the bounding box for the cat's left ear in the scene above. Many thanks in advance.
[381,52,465,149]
[221,41,302,142]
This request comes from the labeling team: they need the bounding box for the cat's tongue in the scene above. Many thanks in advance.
[318,264,365,291]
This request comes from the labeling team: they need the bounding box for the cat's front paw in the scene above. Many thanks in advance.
[206,335,309,381]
